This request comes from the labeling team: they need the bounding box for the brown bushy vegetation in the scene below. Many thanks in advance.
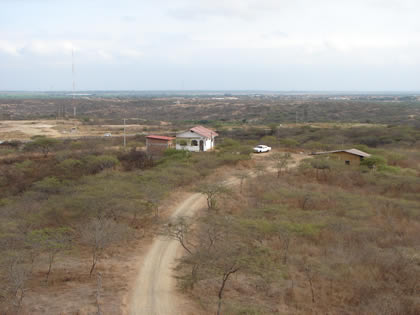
[1,94,420,313]
[174,155,420,314]
[0,137,251,313]
[1,95,420,126]
[222,124,420,152]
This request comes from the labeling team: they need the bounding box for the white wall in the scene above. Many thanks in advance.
[176,137,203,152]
[205,138,212,151]
[176,143,200,152]
[176,137,215,152]
[176,130,216,152]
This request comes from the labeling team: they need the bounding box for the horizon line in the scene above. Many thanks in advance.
[1,89,420,94]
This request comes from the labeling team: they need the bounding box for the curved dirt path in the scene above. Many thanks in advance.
[128,151,307,315]
[129,193,206,315]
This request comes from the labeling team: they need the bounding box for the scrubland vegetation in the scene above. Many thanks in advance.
[172,150,420,314]
[1,95,420,126]
[0,135,251,313]
[1,95,420,314]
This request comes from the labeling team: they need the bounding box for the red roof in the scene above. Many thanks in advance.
[190,126,219,138]
[146,135,175,141]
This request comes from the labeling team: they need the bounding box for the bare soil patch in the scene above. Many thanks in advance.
[0,120,166,141]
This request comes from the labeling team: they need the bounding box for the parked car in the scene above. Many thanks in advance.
[103,133,112,137]
[253,145,271,153]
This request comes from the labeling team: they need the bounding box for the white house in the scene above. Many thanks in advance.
[176,126,218,152]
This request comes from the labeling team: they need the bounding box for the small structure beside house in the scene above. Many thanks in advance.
[311,148,371,165]
[146,135,175,156]
[176,126,218,152]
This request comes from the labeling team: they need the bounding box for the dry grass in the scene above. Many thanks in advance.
[175,157,420,314]
[0,119,168,140]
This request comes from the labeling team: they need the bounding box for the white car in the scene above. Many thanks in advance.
[103,133,112,137]
[253,145,271,153]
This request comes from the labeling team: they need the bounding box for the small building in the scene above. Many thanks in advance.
[311,148,371,165]
[146,135,175,156]
[176,126,218,152]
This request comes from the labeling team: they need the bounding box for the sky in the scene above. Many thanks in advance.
[0,0,419,91]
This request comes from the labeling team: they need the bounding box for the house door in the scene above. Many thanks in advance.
[199,140,204,151]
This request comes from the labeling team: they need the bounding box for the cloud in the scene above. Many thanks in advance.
[0,41,19,56]
[121,15,136,23]
[1,0,420,90]
[119,49,143,58]
[166,0,260,20]
[21,40,74,55]
[96,50,113,61]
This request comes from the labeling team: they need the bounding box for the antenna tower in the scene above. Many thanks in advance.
[72,48,76,117]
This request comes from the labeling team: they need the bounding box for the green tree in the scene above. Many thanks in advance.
[32,176,62,194]
[84,155,119,174]
[26,136,59,157]
[27,227,73,283]
[279,138,299,148]
[361,155,387,170]
[58,159,83,177]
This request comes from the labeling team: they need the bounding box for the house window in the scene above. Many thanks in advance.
[178,139,188,146]
[191,140,198,146]
[345,160,350,165]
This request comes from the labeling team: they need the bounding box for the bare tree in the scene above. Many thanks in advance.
[271,152,292,178]
[162,216,194,254]
[162,216,207,289]
[143,183,165,217]
[301,258,318,303]
[234,171,249,194]
[254,163,267,177]
[80,218,126,276]
[196,183,229,210]
[203,232,243,315]
[175,215,246,313]
[95,272,103,315]
[164,216,228,290]
[130,199,154,225]
[2,255,29,313]
[217,263,240,315]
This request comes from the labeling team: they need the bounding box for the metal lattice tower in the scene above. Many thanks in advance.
[72,48,76,117]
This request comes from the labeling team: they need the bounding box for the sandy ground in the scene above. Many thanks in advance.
[0,120,382,141]
[129,193,207,315]
[127,151,307,315]
[0,119,164,140]
[0,120,63,139]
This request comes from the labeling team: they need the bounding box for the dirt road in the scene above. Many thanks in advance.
[128,152,306,315]
[129,193,206,315]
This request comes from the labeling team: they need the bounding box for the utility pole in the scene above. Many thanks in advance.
[123,118,127,148]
